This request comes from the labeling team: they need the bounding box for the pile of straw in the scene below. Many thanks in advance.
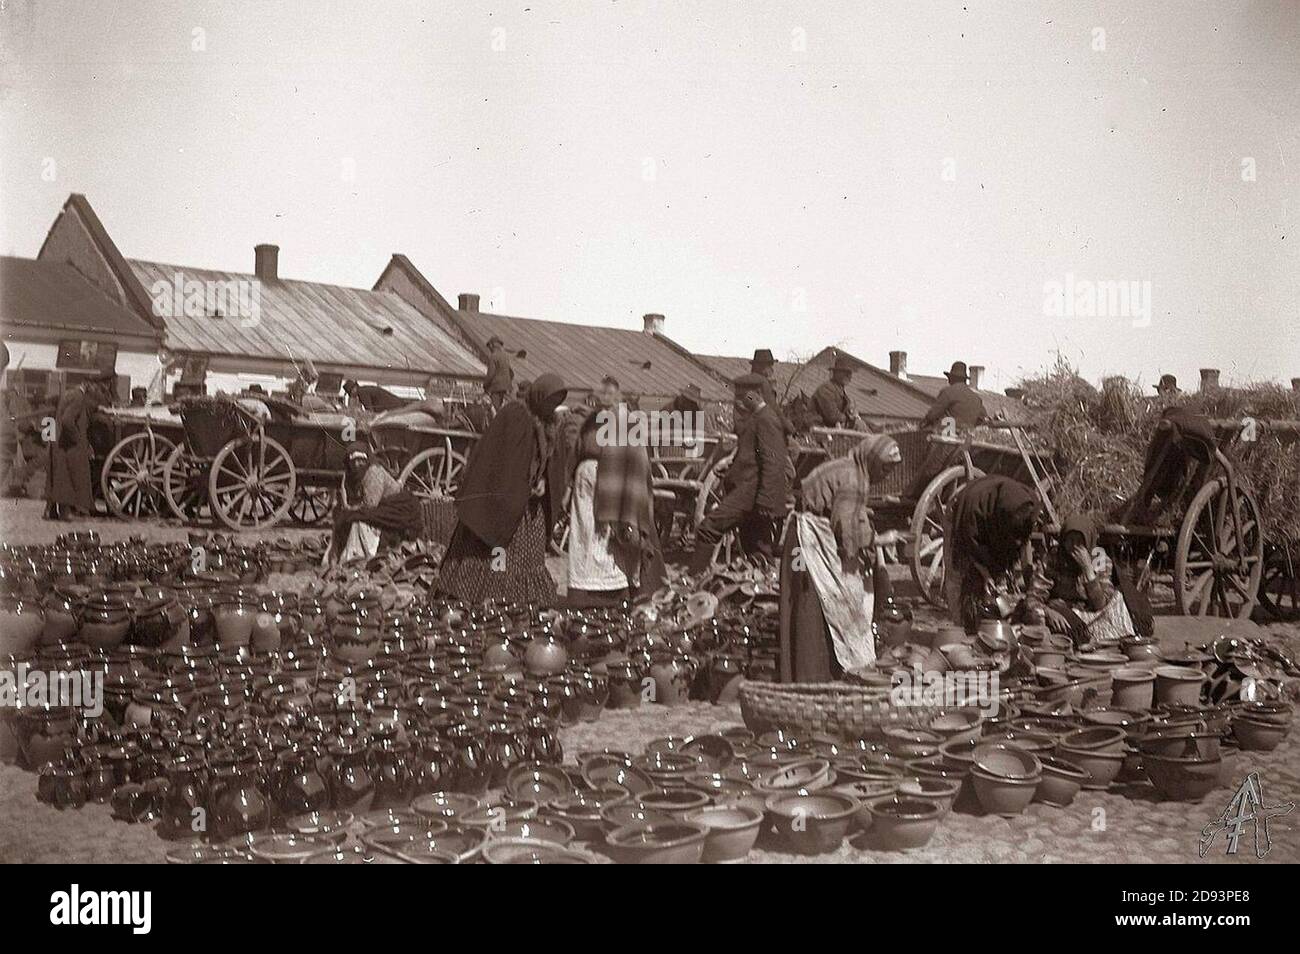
[1016,360,1300,541]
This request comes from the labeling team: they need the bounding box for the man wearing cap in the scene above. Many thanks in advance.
[689,372,789,574]
[811,353,861,428]
[44,374,110,519]
[750,348,780,409]
[921,361,986,431]
[483,336,514,409]
[1153,374,1180,398]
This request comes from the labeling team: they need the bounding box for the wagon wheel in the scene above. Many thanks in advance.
[162,443,211,523]
[1256,543,1299,621]
[288,485,336,526]
[1174,478,1264,619]
[398,446,467,501]
[695,452,741,570]
[909,465,984,608]
[208,435,297,530]
[100,431,176,519]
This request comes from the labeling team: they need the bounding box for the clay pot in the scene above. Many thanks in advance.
[649,653,694,706]
[1144,753,1223,801]
[1233,716,1288,752]
[1110,668,1155,710]
[1154,666,1205,708]
[1056,743,1125,790]
[865,795,942,849]
[275,749,331,816]
[1058,726,1127,755]
[524,633,568,676]
[605,821,707,864]
[897,776,961,817]
[209,759,270,840]
[607,660,644,709]
[0,596,44,655]
[211,593,257,649]
[970,766,1039,816]
[327,742,375,813]
[1034,756,1088,807]
[684,804,763,863]
[765,790,859,855]
[77,595,131,651]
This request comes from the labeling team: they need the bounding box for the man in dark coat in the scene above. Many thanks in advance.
[483,336,514,409]
[922,361,986,430]
[689,373,789,574]
[751,348,780,409]
[45,376,105,518]
[342,379,406,412]
[811,353,860,428]
[944,475,1041,631]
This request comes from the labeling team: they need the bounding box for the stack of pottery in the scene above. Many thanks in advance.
[1057,726,1127,790]
[1232,701,1292,752]
[0,594,44,655]
[969,742,1041,815]
[78,593,133,651]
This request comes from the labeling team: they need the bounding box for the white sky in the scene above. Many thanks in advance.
[2,0,1298,391]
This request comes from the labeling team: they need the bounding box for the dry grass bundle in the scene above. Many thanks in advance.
[1016,359,1300,541]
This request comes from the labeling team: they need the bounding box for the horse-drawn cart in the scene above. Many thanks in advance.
[93,405,186,519]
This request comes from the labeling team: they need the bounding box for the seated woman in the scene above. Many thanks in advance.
[1042,514,1142,647]
[944,475,1041,634]
[779,434,902,682]
[325,443,420,565]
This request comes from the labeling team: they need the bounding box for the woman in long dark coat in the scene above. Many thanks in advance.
[437,374,567,605]
[943,475,1041,633]
[45,382,98,519]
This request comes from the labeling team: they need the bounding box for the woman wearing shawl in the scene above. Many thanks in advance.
[943,475,1041,633]
[438,374,568,605]
[779,435,902,682]
[565,385,664,607]
[1041,514,1141,646]
[325,442,420,564]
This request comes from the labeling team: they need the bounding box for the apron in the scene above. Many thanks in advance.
[794,511,876,673]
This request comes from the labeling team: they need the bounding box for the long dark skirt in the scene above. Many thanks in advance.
[777,525,838,683]
[436,502,557,605]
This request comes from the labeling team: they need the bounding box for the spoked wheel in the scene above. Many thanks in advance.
[1256,543,1299,621]
[162,443,211,523]
[398,446,467,501]
[694,452,742,571]
[100,431,176,519]
[288,485,336,525]
[1174,478,1265,618]
[208,435,297,530]
[908,465,984,608]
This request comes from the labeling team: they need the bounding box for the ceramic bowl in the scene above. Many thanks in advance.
[1059,726,1127,754]
[970,766,1039,816]
[865,795,943,850]
[504,763,575,804]
[486,816,576,845]
[882,727,944,760]
[605,822,707,864]
[831,780,902,830]
[1139,729,1220,760]
[547,788,630,840]
[1080,707,1150,740]
[480,836,603,864]
[752,757,834,794]
[684,804,763,863]
[764,790,860,855]
[1238,701,1293,727]
[165,844,253,864]
[679,734,737,770]
[303,845,410,864]
[1034,756,1088,807]
[927,709,984,746]
[638,787,712,821]
[832,757,903,786]
[581,755,656,795]
[1056,744,1125,790]
[599,802,676,831]
[410,791,483,823]
[281,809,355,845]
[392,825,487,863]
[1144,753,1224,801]
[458,799,542,829]
[897,775,961,817]
[1233,716,1288,752]
[972,742,1041,780]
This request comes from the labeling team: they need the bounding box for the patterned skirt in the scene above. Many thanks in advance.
[436,502,557,606]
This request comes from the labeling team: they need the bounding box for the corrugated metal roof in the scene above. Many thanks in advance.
[1,256,161,340]
[128,260,484,378]
[454,311,733,402]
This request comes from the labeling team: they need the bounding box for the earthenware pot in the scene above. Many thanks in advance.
[605,821,707,864]
[210,758,270,840]
[1110,668,1155,710]
[1144,753,1223,801]
[78,595,132,651]
[1059,726,1127,755]
[865,795,942,849]
[1034,756,1088,807]
[1154,666,1205,708]
[970,765,1039,816]
[765,790,859,855]
[211,593,257,649]
[684,804,762,863]
[446,722,490,794]
[1233,716,1287,752]
[649,652,694,707]
[161,756,208,838]
[327,742,375,813]
[0,595,44,655]
[897,775,961,817]
[275,749,331,816]
[41,590,84,644]
[524,632,568,676]
[1056,743,1125,790]
[972,742,1041,780]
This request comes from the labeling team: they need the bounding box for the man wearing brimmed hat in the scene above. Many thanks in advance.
[483,335,514,409]
[921,360,986,431]
[811,352,861,428]
[688,372,789,574]
[750,348,780,408]
[1153,373,1180,397]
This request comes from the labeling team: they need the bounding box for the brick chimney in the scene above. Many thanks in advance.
[458,293,480,313]
[1200,368,1220,391]
[888,350,908,379]
[642,313,665,335]
[969,365,984,389]
[1005,387,1024,399]
[254,244,279,281]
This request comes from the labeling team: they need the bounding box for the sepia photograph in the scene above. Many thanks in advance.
[0,0,1297,908]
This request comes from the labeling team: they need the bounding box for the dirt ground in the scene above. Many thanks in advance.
[3,498,1298,864]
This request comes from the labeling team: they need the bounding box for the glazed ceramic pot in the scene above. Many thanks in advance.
[970,766,1039,816]
[410,736,451,795]
[524,633,568,676]
[605,822,707,864]
[275,749,331,816]
[209,759,271,840]
[684,804,763,863]
[328,618,380,666]
[0,595,44,655]
[445,722,490,794]
[1154,666,1205,708]
[1057,743,1125,790]
[1034,756,1088,807]
[327,742,375,813]
[649,653,694,707]
[78,596,132,651]
[607,660,644,709]
[1144,753,1223,801]
[161,756,208,838]
[18,708,77,768]
[865,795,942,850]
[1111,668,1155,710]
[1058,726,1127,755]
[38,761,88,809]
[1233,716,1288,752]
[368,733,414,810]
[765,790,859,855]
[211,593,257,649]
[897,776,961,817]
[41,590,86,645]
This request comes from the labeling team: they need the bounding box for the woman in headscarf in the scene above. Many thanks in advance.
[325,442,420,564]
[1040,514,1141,646]
[437,374,568,605]
[943,475,1042,633]
[565,378,664,607]
[779,434,901,682]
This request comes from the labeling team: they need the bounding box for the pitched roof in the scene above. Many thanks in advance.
[888,366,1033,424]
[448,310,733,403]
[128,260,484,378]
[1,256,162,342]
[807,348,935,421]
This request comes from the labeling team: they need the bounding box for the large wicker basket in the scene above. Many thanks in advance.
[738,679,941,740]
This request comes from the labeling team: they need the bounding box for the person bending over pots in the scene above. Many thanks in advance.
[1040,514,1146,647]
[943,475,1041,634]
[325,443,421,565]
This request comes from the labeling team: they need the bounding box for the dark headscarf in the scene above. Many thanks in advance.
[949,475,1041,573]
[454,374,567,548]
[1059,513,1097,551]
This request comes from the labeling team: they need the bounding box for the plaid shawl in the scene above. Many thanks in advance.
[800,435,899,557]
[594,440,655,552]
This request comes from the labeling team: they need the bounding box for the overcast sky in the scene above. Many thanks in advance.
[2,0,1297,391]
